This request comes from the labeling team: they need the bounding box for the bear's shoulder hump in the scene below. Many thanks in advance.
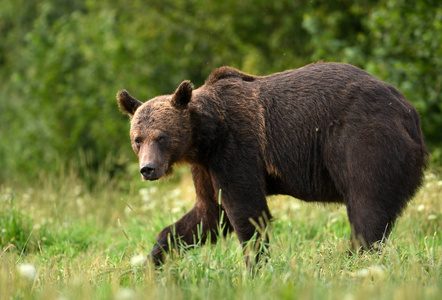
[206,66,256,85]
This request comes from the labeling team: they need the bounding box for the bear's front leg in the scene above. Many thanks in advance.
[149,204,213,265]
[148,165,232,266]
[220,189,272,267]
[210,158,272,267]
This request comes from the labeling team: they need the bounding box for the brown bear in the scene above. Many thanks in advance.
[117,62,428,266]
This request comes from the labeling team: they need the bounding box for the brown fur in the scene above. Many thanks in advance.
[117,62,428,266]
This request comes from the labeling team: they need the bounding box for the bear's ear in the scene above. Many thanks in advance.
[117,90,143,117]
[171,80,193,109]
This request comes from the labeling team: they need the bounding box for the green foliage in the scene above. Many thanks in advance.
[364,0,442,145]
[0,188,94,255]
[0,0,440,183]
[303,0,442,146]
[0,192,34,253]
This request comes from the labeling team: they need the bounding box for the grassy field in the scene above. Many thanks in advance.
[0,165,440,300]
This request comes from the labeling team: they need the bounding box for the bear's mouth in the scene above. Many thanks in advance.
[141,174,160,181]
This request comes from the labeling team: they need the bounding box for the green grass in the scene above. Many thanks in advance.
[0,166,440,299]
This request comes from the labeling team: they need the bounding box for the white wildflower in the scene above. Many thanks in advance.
[170,188,181,198]
[417,204,425,212]
[425,173,436,180]
[139,188,152,202]
[17,263,37,281]
[116,288,136,300]
[355,265,385,279]
[172,205,184,213]
[428,214,437,220]
[291,202,301,211]
[356,268,370,277]
[139,188,149,197]
[130,254,146,267]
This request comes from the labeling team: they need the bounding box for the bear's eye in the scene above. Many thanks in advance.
[134,136,142,146]
[156,135,167,143]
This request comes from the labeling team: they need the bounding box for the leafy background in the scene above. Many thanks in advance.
[1,0,441,184]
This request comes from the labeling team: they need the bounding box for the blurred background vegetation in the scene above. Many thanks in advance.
[1,0,441,185]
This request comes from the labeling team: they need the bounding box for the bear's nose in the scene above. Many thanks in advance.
[140,163,156,179]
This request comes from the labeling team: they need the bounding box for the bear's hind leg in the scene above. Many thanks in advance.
[345,194,397,251]
[334,124,421,250]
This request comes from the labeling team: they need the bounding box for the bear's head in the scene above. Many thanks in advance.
[117,81,193,181]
